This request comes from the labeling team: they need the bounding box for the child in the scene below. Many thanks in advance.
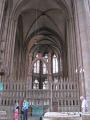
[14,108,19,120]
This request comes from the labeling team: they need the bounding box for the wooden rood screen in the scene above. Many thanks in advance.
[1,80,80,112]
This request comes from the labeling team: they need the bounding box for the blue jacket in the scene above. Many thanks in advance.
[22,100,29,110]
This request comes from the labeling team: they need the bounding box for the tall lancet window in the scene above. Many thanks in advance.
[43,53,48,74]
[43,63,48,74]
[33,60,40,73]
[53,54,58,73]
[32,53,48,89]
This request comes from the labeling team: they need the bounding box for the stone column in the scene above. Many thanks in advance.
[0,0,6,30]
[48,52,52,81]
[26,53,32,90]
[83,0,90,112]
[0,0,6,78]
[9,19,18,80]
[66,20,73,82]
[66,18,76,82]
[74,0,90,111]
[48,52,53,111]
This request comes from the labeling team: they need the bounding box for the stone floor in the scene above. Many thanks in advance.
[0,106,41,120]
[0,106,90,120]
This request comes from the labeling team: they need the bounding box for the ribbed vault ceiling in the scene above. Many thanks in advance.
[12,0,72,53]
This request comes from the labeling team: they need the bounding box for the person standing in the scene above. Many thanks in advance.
[19,100,24,120]
[80,96,88,113]
[13,108,19,120]
[22,99,30,120]
[13,102,19,120]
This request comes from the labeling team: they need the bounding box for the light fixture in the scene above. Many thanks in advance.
[75,66,84,74]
